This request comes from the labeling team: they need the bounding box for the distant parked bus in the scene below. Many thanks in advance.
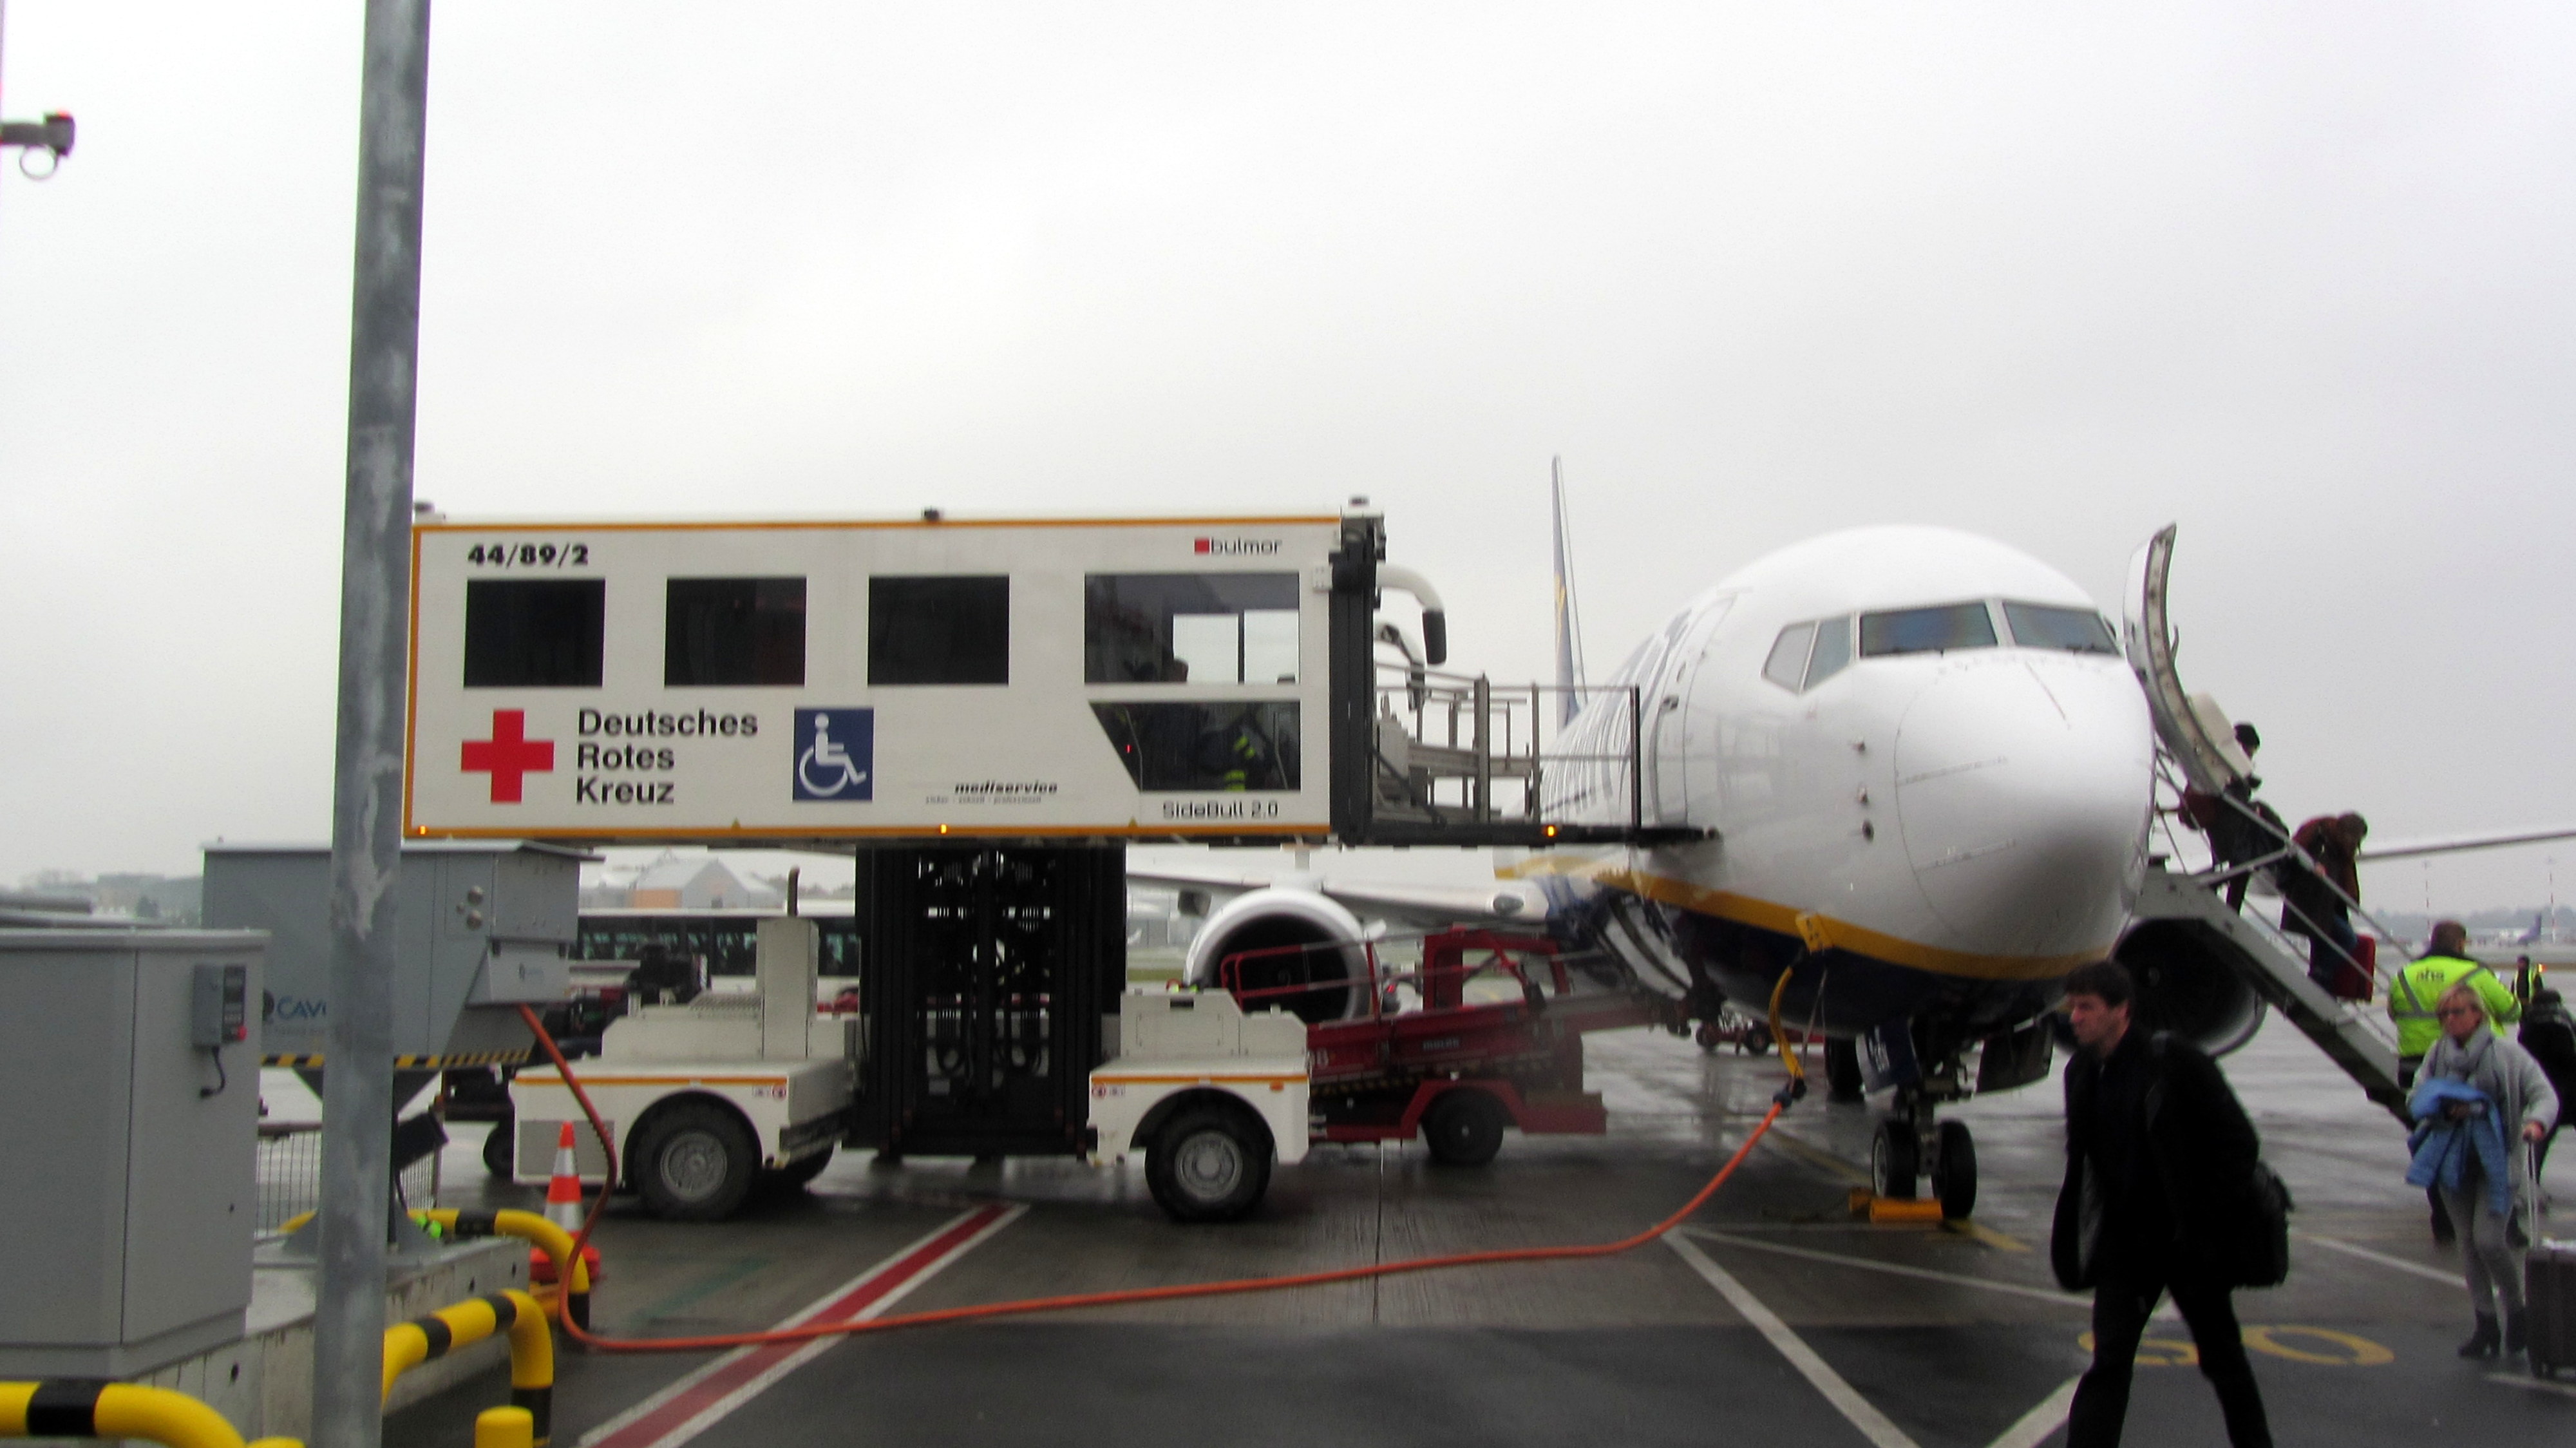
[574,905,861,981]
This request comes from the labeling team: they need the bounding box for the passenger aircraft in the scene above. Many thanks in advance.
[1145,521,2172,1218]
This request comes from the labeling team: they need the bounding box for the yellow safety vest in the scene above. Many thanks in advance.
[2389,953,2519,1058]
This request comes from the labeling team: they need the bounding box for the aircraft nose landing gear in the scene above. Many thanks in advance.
[1870,1092,1976,1221]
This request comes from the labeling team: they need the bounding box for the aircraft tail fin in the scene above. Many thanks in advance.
[1550,457,1587,728]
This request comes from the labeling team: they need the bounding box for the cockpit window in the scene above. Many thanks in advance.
[1761,622,1816,691]
[2003,601,2117,655]
[1805,616,1853,686]
[1859,602,1997,657]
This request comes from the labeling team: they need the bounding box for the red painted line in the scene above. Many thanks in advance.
[585,1204,1012,1448]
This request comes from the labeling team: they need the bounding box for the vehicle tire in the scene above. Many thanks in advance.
[1421,1089,1508,1167]
[1933,1121,1978,1221]
[1871,1118,1920,1200]
[757,1148,834,1196]
[632,1101,759,1221]
[1824,1039,1866,1103]
[1695,1022,1724,1054]
[482,1113,515,1179]
[1145,1107,1271,1223]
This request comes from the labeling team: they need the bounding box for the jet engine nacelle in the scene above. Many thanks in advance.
[2111,918,2268,1058]
[1182,888,1372,1024]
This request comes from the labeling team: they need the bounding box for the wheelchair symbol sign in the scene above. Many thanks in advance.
[793,709,873,801]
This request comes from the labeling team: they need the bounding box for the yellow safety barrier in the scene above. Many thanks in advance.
[381,1290,554,1447]
[275,1209,595,1329]
[419,1210,596,1331]
[0,1380,301,1448]
[475,1406,536,1448]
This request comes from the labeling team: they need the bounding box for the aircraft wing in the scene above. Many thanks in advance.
[1128,866,1542,929]
[2358,826,2576,862]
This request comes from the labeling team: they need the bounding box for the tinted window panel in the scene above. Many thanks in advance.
[869,576,1010,685]
[665,577,806,686]
[1859,602,1997,657]
[1806,615,1853,685]
[1091,701,1302,791]
[2003,601,2117,655]
[1761,622,1816,691]
[1084,573,1301,683]
[464,578,605,687]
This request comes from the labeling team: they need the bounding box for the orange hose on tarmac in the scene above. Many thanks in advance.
[515,1004,1790,1355]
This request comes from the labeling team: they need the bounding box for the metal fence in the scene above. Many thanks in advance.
[256,1123,440,1233]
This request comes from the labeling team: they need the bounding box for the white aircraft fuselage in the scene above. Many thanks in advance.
[1522,525,2157,1043]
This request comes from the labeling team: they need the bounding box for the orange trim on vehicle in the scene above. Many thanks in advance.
[1092,1074,1307,1086]
[413,516,1340,535]
[515,1074,793,1089]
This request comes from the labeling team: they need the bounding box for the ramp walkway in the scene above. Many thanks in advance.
[2131,863,2410,1122]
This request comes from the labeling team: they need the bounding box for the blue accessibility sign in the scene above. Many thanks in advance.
[793,709,873,801]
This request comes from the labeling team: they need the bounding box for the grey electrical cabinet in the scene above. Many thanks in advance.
[202,841,585,1065]
[0,929,265,1377]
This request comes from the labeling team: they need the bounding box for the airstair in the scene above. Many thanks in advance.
[2129,862,2410,1123]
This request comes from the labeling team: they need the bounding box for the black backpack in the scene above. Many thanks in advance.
[2235,1161,2295,1289]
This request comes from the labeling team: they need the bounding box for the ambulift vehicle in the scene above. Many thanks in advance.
[518,922,1654,1223]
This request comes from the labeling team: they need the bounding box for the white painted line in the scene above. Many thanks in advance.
[1665,1232,1923,1448]
[1984,1375,2079,1448]
[580,1204,1027,1448]
[1681,1228,2090,1310]
[2298,1232,2464,1288]
[2485,1371,2576,1399]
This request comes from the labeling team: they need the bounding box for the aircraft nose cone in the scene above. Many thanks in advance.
[1893,658,2153,959]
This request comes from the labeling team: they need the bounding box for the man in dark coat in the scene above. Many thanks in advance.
[2054,960,2274,1448]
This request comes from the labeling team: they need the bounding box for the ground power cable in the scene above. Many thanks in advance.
[514,1000,1799,1355]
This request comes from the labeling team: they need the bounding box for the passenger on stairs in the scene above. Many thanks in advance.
[2277,813,2368,990]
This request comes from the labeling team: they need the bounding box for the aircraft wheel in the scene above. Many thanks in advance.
[1696,1022,1724,1054]
[1825,1040,1866,1103]
[1147,1107,1271,1223]
[1422,1090,1508,1166]
[1871,1118,1920,1199]
[1933,1121,1978,1220]
[633,1101,758,1221]
[482,1112,515,1178]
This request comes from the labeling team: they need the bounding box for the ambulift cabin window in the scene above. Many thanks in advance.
[1859,602,1997,658]
[869,576,1010,685]
[1092,701,1302,792]
[2002,601,2118,655]
[665,577,806,686]
[1084,573,1301,683]
[464,578,605,687]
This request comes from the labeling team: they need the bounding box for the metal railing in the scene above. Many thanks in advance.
[256,1123,438,1233]
[1368,664,1642,832]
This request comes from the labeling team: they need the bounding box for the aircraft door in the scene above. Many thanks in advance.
[1650,598,1734,824]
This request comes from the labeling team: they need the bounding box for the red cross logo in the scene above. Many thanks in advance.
[461,709,555,803]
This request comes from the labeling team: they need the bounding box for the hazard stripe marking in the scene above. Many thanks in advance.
[577,1203,1023,1448]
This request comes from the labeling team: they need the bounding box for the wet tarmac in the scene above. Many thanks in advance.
[383,1015,2574,1448]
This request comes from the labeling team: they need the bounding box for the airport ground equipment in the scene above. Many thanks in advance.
[403,510,1689,852]
[0,928,265,1378]
[1086,990,1312,1221]
[848,846,1124,1161]
[379,1291,553,1445]
[201,842,584,1073]
[509,917,853,1220]
[1236,929,1663,1159]
[0,1381,298,1448]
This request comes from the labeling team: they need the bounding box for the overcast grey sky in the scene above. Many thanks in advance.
[4,5,2572,911]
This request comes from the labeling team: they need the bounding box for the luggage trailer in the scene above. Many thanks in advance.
[1088,928,1671,1221]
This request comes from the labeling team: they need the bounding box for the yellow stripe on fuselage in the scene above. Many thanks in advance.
[1499,852,2105,983]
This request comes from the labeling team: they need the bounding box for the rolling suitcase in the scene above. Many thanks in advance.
[2528,1147,2574,1378]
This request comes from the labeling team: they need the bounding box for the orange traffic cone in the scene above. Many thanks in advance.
[530,1122,603,1290]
